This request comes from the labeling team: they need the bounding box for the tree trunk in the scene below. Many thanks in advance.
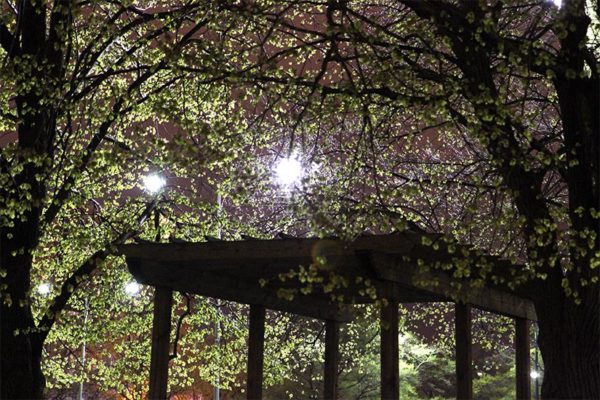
[0,197,46,398]
[0,250,45,398]
[536,285,600,399]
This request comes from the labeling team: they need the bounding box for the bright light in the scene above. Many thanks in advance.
[552,0,562,7]
[398,334,408,346]
[530,370,541,379]
[142,173,166,194]
[37,283,51,296]
[273,155,304,188]
[124,281,141,296]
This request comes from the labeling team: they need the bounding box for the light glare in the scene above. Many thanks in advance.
[530,370,541,379]
[398,334,408,345]
[274,155,304,188]
[143,173,166,194]
[125,281,141,296]
[37,283,51,295]
[552,0,562,7]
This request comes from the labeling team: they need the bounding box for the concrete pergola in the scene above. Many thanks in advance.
[119,232,537,400]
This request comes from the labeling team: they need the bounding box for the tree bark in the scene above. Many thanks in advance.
[536,285,600,399]
[1,239,45,398]
[1,0,59,393]
[1,65,55,400]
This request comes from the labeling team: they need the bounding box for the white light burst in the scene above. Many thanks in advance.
[273,155,304,189]
[143,173,166,194]
[124,281,141,296]
[37,283,51,296]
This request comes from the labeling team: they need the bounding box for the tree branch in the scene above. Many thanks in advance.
[0,21,17,56]
[41,15,211,227]
[35,199,158,346]
[170,292,192,360]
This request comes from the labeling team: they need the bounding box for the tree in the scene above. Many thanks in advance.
[3,0,599,398]
[0,1,255,397]
[40,280,250,399]
[209,0,599,397]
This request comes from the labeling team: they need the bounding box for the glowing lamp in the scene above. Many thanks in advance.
[143,173,166,194]
[124,281,141,296]
[37,283,51,296]
[273,155,304,188]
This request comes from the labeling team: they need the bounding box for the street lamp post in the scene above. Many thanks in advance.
[212,156,306,400]
[79,297,89,400]
[214,193,223,400]
[37,283,89,400]
[143,173,166,242]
